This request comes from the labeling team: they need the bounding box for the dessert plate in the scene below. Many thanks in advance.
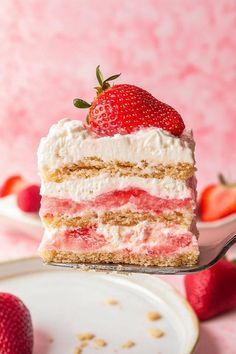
[198,214,236,257]
[0,257,199,354]
[0,195,42,239]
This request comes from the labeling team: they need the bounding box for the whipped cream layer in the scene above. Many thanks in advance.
[41,174,193,202]
[95,222,198,251]
[38,119,195,172]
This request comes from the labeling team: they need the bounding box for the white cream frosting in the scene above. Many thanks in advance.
[40,174,192,201]
[95,222,197,250]
[38,118,195,172]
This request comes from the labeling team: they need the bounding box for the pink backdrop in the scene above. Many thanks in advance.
[0,0,236,190]
[0,2,236,353]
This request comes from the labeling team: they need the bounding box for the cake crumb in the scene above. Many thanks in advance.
[146,311,161,321]
[73,347,82,354]
[80,340,89,348]
[77,332,95,341]
[93,338,107,348]
[48,337,54,343]
[122,340,135,348]
[148,328,164,338]
[107,298,119,305]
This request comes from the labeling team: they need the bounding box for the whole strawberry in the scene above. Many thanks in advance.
[0,175,27,198]
[0,293,33,354]
[74,66,185,137]
[17,185,41,213]
[185,259,236,321]
[199,174,236,221]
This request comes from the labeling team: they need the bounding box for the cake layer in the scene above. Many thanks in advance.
[38,119,195,173]
[42,210,192,228]
[39,223,199,266]
[40,249,199,267]
[38,119,198,267]
[41,158,195,183]
[40,189,194,217]
[41,176,196,202]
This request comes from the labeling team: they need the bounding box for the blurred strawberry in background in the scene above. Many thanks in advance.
[0,292,33,354]
[0,175,27,197]
[17,185,41,213]
[0,175,41,213]
[185,259,236,321]
[199,174,236,222]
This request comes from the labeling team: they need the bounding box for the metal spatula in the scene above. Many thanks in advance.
[45,232,236,275]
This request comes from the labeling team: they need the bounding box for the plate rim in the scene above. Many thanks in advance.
[0,195,41,227]
[0,255,199,353]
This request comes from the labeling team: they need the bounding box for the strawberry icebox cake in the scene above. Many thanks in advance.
[38,67,199,267]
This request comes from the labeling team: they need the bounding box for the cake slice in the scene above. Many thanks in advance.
[38,67,199,267]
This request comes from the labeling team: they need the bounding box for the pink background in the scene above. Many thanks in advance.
[1,0,236,189]
[0,1,236,353]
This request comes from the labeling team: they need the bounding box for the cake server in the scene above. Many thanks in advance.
[45,231,236,275]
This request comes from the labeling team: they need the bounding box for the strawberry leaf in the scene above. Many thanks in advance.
[96,65,104,87]
[218,173,228,186]
[101,82,111,91]
[104,73,121,83]
[73,98,91,109]
[218,173,236,187]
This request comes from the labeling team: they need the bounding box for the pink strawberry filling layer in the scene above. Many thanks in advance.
[40,223,198,257]
[40,188,194,217]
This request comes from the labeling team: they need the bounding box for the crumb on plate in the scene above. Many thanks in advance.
[77,332,95,341]
[107,298,119,305]
[146,311,161,321]
[80,340,89,348]
[148,328,164,338]
[93,338,107,348]
[73,347,82,354]
[122,340,135,348]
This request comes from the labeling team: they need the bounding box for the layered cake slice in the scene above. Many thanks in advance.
[38,67,199,266]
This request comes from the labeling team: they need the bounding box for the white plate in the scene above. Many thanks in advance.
[198,212,236,237]
[0,195,42,239]
[0,257,199,354]
[197,214,236,258]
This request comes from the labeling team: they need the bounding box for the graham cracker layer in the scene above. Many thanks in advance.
[41,157,195,182]
[39,249,199,267]
[42,210,192,228]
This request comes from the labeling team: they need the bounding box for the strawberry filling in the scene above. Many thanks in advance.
[63,227,107,251]
[40,188,193,217]
[45,224,195,256]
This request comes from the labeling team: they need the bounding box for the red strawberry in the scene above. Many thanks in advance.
[0,175,27,198]
[0,292,33,354]
[185,259,236,321]
[199,174,236,221]
[17,184,41,213]
[74,66,185,137]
